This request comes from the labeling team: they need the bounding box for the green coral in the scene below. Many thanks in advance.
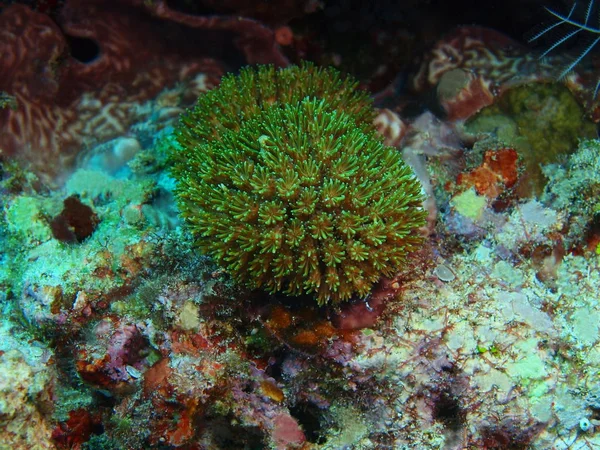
[170,63,425,304]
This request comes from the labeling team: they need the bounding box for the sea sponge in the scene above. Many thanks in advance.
[170,63,425,304]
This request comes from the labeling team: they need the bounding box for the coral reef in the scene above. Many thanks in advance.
[0,311,55,449]
[542,138,600,251]
[413,25,600,122]
[3,165,158,328]
[1,0,283,183]
[171,63,426,304]
[465,83,596,194]
[2,1,600,448]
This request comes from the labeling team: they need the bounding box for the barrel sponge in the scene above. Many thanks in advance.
[170,63,426,304]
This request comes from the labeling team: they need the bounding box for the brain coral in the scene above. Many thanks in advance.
[170,63,425,304]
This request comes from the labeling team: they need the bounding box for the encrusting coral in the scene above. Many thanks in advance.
[170,63,426,304]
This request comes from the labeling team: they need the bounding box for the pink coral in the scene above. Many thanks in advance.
[272,413,306,449]
[75,318,151,391]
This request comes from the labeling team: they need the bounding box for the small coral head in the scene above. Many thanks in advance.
[170,63,426,304]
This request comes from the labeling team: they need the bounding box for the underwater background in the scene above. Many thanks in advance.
[1,0,600,448]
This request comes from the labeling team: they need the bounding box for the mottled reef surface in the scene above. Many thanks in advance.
[2,0,600,449]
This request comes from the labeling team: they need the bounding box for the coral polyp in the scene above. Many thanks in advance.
[170,63,426,304]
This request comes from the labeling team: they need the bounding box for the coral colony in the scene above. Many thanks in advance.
[170,64,426,304]
[2,1,600,449]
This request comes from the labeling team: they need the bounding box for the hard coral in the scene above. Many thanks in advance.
[171,63,425,304]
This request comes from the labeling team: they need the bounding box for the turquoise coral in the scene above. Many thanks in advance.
[170,63,426,304]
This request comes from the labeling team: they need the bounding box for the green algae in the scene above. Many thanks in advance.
[450,188,486,221]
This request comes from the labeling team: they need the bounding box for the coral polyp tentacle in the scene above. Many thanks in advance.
[170,63,426,304]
